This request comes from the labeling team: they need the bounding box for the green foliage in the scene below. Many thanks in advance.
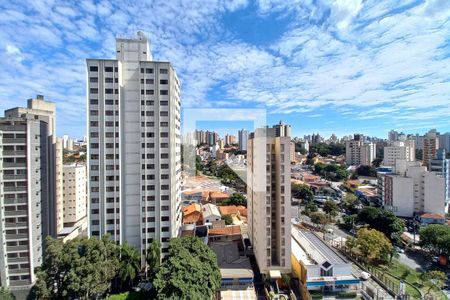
[419,224,450,255]
[35,236,120,300]
[313,163,349,181]
[347,228,393,263]
[146,240,161,279]
[302,201,318,216]
[343,214,357,230]
[118,242,141,288]
[323,200,339,218]
[357,206,405,244]
[222,214,233,225]
[342,193,361,214]
[195,156,204,172]
[309,212,329,227]
[292,183,314,202]
[222,193,246,206]
[336,292,357,299]
[355,165,377,177]
[0,288,15,300]
[372,158,382,168]
[421,270,446,296]
[154,237,221,300]
[309,143,345,157]
[107,291,148,300]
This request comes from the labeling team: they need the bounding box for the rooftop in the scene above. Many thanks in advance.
[209,225,241,236]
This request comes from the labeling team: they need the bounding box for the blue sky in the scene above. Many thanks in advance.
[0,0,450,139]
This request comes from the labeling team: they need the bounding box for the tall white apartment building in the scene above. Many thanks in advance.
[380,162,445,217]
[63,164,87,225]
[345,136,376,166]
[238,129,248,151]
[87,32,182,259]
[383,140,415,169]
[0,111,53,289]
[247,125,291,275]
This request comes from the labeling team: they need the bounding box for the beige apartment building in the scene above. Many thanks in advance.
[247,125,291,275]
[87,32,182,260]
[423,129,439,166]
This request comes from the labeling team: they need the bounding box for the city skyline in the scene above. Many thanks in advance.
[1,0,450,138]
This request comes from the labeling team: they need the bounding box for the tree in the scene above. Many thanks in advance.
[419,224,450,255]
[224,193,246,206]
[292,184,314,202]
[421,270,446,296]
[302,201,318,216]
[323,200,339,219]
[0,288,15,300]
[118,242,141,289]
[309,212,329,228]
[372,158,382,168]
[355,165,377,177]
[348,228,393,263]
[357,207,405,245]
[35,236,119,300]
[154,237,221,299]
[342,193,361,214]
[222,214,233,225]
[146,240,161,279]
[343,214,357,231]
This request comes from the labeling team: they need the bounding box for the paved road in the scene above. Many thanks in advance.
[351,265,394,300]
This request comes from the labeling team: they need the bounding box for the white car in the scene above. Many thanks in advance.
[360,272,371,280]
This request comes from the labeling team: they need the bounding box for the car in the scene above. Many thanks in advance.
[360,272,371,280]
[395,247,405,254]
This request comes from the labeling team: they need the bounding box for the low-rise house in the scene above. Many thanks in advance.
[202,203,221,224]
[182,203,203,225]
[218,205,248,224]
[417,213,446,225]
[209,225,242,242]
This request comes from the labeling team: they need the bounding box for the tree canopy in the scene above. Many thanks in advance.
[346,228,393,263]
[355,165,377,177]
[356,206,405,244]
[154,237,221,300]
[342,193,361,214]
[323,200,339,218]
[419,224,450,255]
[309,143,345,157]
[146,240,161,279]
[0,288,15,300]
[313,163,349,181]
[35,236,120,300]
[222,193,246,206]
[292,183,314,202]
[421,270,446,296]
[309,212,329,227]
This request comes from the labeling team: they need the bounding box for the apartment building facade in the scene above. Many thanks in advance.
[383,140,415,168]
[429,149,450,213]
[87,32,181,260]
[0,116,48,289]
[345,137,376,166]
[423,129,439,166]
[247,125,291,274]
[238,129,248,151]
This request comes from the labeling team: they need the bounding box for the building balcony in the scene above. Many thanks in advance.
[5,222,28,228]
[6,234,28,240]
[6,245,29,252]
[3,174,27,181]
[8,268,30,275]
[2,138,26,144]
[3,163,26,169]
[4,210,28,217]
[3,186,27,192]
[2,150,26,157]
[7,257,29,264]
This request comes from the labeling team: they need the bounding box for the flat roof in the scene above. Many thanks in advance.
[292,228,346,266]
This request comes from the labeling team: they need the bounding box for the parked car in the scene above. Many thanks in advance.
[360,272,371,280]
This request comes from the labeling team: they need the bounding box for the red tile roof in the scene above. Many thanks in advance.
[208,225,241,236]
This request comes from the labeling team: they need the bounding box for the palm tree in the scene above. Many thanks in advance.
[146,240,161,279]
[118,242,141,289]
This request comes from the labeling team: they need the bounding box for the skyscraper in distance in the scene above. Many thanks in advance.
[86,32,182,261]
[238,128,248,151]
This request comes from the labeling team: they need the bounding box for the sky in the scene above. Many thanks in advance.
[0,0,450,139]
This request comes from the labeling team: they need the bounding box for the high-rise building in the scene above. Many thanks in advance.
[225,134,237,145]
[429,149,450,213]
[383,140,415,168]
[388,130,399,141]
[86,32,182,260]
[5,96,64,237]
[423,129,439,166]
[380,162,446,217]
[345,135,376,166]
[0,112,53,288]
[247,125,291,275]
[274,121,291,138]
[62,163,87,228]
[439,132,450,154]
[238,129,248,151]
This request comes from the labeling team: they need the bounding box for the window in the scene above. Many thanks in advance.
[89,77,98,83]
[90,88,98,94]
[160,122,168,127]
[146,79,154,84]
[160,69,168,74]
[105,77,113,83]
[90,121,98,127]
[90,66,98,72]
[105,66,113,72]
[160,90,168,95]
[160,79,168,84]
[90,99,98,105]
[160,101,168,106]
[161,174,169,179]
[146,90,154,95]
[146,68,153,74]
[160,132,168,137]
[105,89,113,94]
